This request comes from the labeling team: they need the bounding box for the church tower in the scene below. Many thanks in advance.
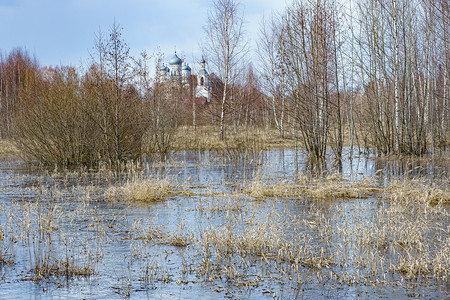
[195,57,210,102]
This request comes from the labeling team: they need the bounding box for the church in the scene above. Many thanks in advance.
[159,52,211,102]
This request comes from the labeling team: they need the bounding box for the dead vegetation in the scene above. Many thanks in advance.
[0,139,18,155]
[0,228,14,265]
[30,256,96,281]
[105,177,170,202]
[246,172,381,199]
[170,126,294,151]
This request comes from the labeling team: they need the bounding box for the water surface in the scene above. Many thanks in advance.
[0,148,448,299]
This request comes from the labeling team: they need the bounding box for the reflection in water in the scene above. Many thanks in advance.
[146,147,448,186]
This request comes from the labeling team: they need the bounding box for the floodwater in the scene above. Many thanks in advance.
[0,148,448,299]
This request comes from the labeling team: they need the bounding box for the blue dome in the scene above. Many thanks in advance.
[169,52,182,65]
[182,64,191,71]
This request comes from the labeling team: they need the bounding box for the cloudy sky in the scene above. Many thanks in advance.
[0,0,288,68]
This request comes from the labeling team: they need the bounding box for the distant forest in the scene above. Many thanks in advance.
[0,0,448,165]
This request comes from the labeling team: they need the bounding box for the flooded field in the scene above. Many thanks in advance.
[0,148,448,299]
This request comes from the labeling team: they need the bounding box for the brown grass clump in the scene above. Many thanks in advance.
[246,173,380,200]
[166,230,192,247]
[106,177,170,202]
[0,139,19,155]
[246,179,300,198]
[31,256,96,281]
[384,178,450,205]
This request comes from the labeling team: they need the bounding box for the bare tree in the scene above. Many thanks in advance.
[139,52,177,153]
[257,14,287,138]
[353,0,449,155]
[281,0,340,169]
[0,48,39,138]
[203,0,248,140]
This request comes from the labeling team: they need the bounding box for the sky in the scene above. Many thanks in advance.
[0,0,288,70]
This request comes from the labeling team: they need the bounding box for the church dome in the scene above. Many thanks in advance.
[182,64,191,71]
[169,52,182,65]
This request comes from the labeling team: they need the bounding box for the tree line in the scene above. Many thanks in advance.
[256,0,448,166]
[0,0,448,166]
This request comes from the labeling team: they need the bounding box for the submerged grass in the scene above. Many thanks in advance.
[0,228,14,265]
[357,178,450,282]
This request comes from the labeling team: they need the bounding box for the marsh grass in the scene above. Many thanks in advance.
[193,203,337,286]
[384,178,450,205]
[0,179,107,283]
[106,177,170,202]
[363,178,450,281]
[192,175,449,292]
[31,256,96,281]
[246,173,381,199]
[133,219,192,248]
[0,154,448,298]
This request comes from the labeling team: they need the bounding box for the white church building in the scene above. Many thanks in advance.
[159,52,211,102]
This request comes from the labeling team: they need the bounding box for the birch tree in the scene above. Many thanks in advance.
[203,0,248,140]
[257,14,287,138]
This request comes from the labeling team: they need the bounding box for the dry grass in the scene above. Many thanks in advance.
[234,175,449,288]
[356,178,450,282]
[0,139,19,155]
[193,204,337,286]
[246,173,381,199]
[1,187,102,282]
[105,177,170,202]
[170,126,294,151]
[31,256,96,281]
[384,178,450,205]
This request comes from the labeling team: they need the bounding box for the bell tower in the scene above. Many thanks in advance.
[195,57,210,102]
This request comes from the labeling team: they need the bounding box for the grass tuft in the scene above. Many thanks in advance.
[246,173,380,199]
[106,177,170,202]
